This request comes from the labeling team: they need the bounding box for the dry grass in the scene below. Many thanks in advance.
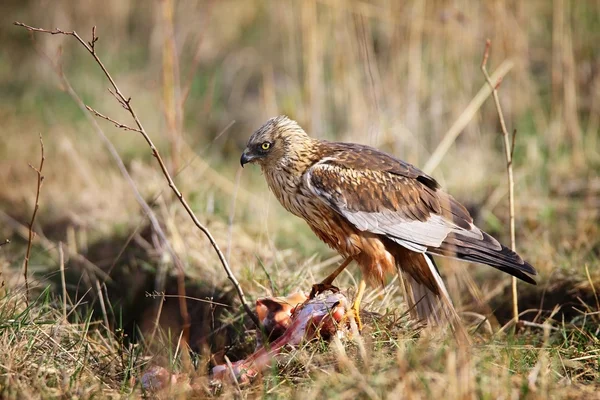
[0,0,599,398]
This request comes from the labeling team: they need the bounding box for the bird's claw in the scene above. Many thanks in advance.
[309,283,340,299]
[343,304,363,332]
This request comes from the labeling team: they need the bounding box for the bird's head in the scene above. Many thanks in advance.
[240,115,311,169]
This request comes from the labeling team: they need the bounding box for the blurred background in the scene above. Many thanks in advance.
[0,0,599,351]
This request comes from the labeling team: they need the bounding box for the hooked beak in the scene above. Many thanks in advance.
[240,149,256,167]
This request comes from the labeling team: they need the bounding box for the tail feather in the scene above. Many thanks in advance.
[430,231,537,285]
[397,254,469,344]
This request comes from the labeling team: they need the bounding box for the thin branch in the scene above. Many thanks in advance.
[145,291,232,307]
[14,21,261,329]
[23,135,45,306]
[481,39,519,325]
[26,29,191,341]
[0,239,10,247]
[85,105,142,133]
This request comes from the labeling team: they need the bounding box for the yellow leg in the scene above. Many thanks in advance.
[349,279,367,331]
[321,257,353,285]
[310,257,353,298]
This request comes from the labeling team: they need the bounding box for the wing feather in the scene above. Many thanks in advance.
[305,158,477,251]
[305,143,537,283]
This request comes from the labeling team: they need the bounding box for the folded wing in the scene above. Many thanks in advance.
[304,144,537,284]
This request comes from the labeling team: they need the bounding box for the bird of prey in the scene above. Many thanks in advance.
[240,115,537,336]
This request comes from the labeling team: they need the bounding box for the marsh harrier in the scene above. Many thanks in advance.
[241,116,537,335]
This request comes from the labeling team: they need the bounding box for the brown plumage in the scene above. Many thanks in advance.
[241,115,537,335]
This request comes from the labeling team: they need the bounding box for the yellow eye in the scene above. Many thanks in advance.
[261,142,271,150]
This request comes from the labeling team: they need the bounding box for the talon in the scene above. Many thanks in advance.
[310,283,340,299]
[342,308,363,332]
[344,305,363,332]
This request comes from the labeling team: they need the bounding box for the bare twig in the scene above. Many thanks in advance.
[24,25,192,341]
[481,39,519,325]
[23,135,45,305]
[145,291,231,307]
[14,21,261,329]
[85,105,142,133]
[0,239,10,247]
